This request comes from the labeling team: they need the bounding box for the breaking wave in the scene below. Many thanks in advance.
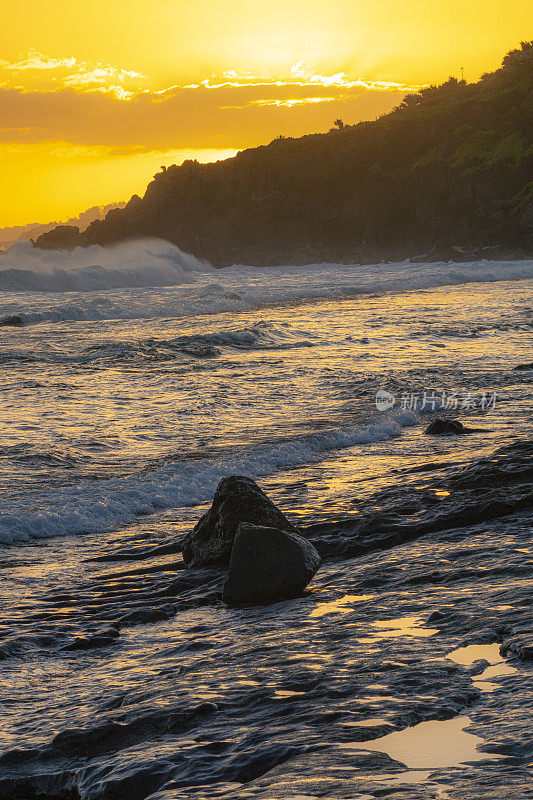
[0,411,416,544]
[0,321,316,365]
[0,238,211,292]
[0,248,531,326]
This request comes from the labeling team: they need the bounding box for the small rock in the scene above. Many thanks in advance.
[222,523,321,606]
[513,363,533,370]
[426,609,447,622]
[500,634,533,660]
[425,419,482,435]
[469,659,490,676]
[118,605,176,626]
[182,475,300,568]
[0,314,24,327]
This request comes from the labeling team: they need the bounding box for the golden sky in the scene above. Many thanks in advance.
[1,0,530,226]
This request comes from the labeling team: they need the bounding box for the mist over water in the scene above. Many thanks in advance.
[0,240,531,323]
[0,239,211,293]
[0,251,531,799]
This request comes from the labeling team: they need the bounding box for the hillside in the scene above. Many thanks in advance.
[36,42,533,266]
[1,203,125,250]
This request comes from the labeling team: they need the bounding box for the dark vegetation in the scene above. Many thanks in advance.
[36,42,533,265]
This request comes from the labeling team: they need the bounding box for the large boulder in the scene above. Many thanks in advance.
[425,419,482,435]
[222,523,321,606]
[182,475,300,568]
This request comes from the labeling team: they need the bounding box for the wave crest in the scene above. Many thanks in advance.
[0,239,212,292]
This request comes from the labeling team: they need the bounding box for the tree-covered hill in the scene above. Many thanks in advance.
[36,42,533,265]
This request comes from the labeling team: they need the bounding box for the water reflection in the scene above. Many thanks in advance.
[343,715,502,769]
[357,615,439,643]
[446,642,519,692]
[310,594,374,617]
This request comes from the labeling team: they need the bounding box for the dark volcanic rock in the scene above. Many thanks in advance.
[513,363,533,370]
[182,475,300,568]
[500,633,533,660]
[222,523,321,606]
[34,225,81,251]
[425,419,482,435]
[0,314,24,327]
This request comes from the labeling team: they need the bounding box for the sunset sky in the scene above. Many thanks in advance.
[1,0,530,227]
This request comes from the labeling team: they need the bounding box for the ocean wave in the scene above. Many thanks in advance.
[0,443,85,469]
[0,251,531,325]
[80,321,316,363]
[0,411,417,544]
[0,238,211,293]
[0,321,316,365]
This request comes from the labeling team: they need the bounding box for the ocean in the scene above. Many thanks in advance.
[0,241,531,799]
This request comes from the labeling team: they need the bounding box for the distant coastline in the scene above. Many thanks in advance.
[0,203,125,251]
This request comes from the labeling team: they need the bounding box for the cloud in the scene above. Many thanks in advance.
[63,66,145,89]
[0,84,409,151]
[191,63,423,94]
[92,85,135,100]
[3,50,77,71]
[63,67,117,86]
[250,96,336,108]
[1,50,146,99]
[0,54,421,151]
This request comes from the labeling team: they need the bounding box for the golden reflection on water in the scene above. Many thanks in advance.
[341,717,388,727]
[310,594,374,617]
[343,715,502,769]
[446,642,519,693]
[446,643,501,665]
[356,616,439,644]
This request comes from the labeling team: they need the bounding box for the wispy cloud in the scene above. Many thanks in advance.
[64,67,145,88]
[1,51,146,100]
[251,96,336,108]
[186,63,423,95]
[0,53,420,152]
[2,50,77,71]
[1,52,422,108]
[63,67,117,86]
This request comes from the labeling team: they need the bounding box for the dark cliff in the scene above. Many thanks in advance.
[36,42,533,265]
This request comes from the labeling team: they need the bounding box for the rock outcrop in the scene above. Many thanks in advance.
[182,475,300,568]
[425,419,482,435]
[0,314,24,327]
[222,523,321,606]
[33,225,81,251]
[500,633,533,660]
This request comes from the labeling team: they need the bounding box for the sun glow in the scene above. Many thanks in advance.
[234,25,334,71]
[0,0,531,226]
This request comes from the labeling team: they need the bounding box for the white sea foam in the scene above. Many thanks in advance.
[0,411,416,544]
[0,242,531,324]
[0,239,211,293]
